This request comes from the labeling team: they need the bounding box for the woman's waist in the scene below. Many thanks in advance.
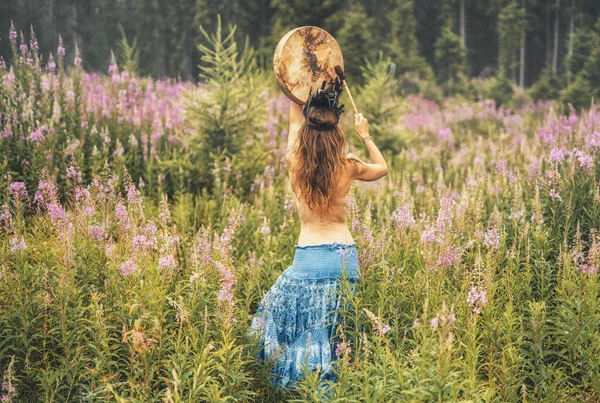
[297,224,355,246]
[286,243,360,280]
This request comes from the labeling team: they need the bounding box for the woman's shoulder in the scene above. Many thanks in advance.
[345,152,365,175]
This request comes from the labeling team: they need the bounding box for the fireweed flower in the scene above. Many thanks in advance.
[66,164,83,185]
[126,183,143,204]
[9,182,27,200]
[335,342,351,357]
[549,188,562,201]
[363,308,391,337]
[9,235,26,253]
[549,147,569,163]
[483,227,500,250]
[132,235,147,251]
[88,225,105,242]
[9,24,17,43]
[467,286,487,314]
[119,260,136,277]
[47,54,56,72]
[430,313,456,329]
[214,261,236,306]
[114,202,131,231]
[159,254,177,270]
[571,148,594,171]
[0,204,11,228]
[336,244,356,263]
[47,203,67,223]
[579,263,598,275]
[260,224,271,235]
[438,127,452,141]
[436,245,462,269]
[391,203,416,230]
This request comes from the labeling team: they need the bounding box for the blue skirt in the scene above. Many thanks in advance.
[249,243,360,390]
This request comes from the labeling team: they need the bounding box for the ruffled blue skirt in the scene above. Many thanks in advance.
[249,243,360,391]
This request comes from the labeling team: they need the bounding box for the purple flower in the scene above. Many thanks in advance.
[579,264,598,275]
[420,226,437,243]
[88,225,105,242]
[438,127,452,141]
[9,235,27,253]
[126,183,143,204]
[391,204,416,230]
[47,203,67,223]
[335,342,351,356]
[572,148,594,171]
[159,254,177,270]
[66,164,82,184]
[9,182,27,200]
[115,202,130,230]
[260,224,271,235]
[467,286,487,314]
[336,245,356,263]
[549,188,561,201]
[549,147,569,163]
[436,245,461,269]
[57,45,65,57]
[119,260,136,277]
[483,227,500,249]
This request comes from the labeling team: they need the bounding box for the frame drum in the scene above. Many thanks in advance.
[273,26,344,105]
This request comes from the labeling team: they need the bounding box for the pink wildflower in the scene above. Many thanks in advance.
[9,235,26,253]
[467,286,487,314]
[119,260,136,277]
[391,204,416,230]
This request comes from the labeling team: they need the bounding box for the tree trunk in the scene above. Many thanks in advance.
[519,33,526,88]
[460,0,466,48]
[552,0,560,74]
[568,0,575,80]
[519,0,526,88]
[545,2,551,68]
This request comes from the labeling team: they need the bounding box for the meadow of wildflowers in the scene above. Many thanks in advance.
[1,24,600,402]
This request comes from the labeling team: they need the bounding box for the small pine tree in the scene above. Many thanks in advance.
[181,14,267,195]
[565,27,594,81]
[387,0,434,80]
[529,68,563,101]
[357,52,407,154]
[562,16,600,110]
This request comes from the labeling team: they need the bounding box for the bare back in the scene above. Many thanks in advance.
[287,156,358,246]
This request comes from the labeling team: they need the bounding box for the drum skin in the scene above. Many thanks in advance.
[273,26,344,105]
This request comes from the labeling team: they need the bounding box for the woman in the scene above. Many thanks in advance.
[249,90,388,391]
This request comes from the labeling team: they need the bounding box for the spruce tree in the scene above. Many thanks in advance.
[434,16,468,95]
[387,0,433,80]
[336,4,376,87]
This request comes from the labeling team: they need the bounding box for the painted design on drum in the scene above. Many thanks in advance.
[273,26,344,105]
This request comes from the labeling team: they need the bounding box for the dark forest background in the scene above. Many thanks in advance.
[1,0,600,102]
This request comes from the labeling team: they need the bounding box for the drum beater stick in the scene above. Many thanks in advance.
[334,65,359,116]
